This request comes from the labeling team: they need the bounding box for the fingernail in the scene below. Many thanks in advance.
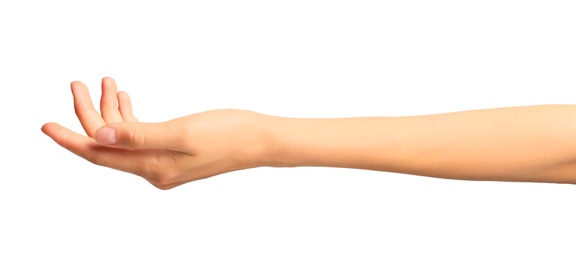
[95,127,117,145]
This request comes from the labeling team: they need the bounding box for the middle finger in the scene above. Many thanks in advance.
[72,81,106,137]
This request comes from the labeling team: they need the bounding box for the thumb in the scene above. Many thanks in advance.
[95,121,182,150]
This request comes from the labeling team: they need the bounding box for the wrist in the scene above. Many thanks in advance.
[257,115,328,168]
[255,114,292,168]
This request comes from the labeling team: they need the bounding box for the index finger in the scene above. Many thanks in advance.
[41,122,155,177]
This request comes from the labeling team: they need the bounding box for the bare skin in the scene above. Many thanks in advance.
[42,77,576,189]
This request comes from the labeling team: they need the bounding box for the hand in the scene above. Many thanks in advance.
[42,77,273,189]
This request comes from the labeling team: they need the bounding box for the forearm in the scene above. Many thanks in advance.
[264,105,576,183]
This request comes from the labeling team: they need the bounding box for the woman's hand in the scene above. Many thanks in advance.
[44,77,576,188]
[42,77,273,189]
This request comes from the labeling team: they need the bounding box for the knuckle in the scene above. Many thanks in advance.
[128,128,146,148]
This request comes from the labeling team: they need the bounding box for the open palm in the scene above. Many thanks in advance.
[42,77,269,189]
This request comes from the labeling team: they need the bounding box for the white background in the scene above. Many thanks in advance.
[2,0,576,259]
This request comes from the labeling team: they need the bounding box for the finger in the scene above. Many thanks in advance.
[94,121,186,151]
[41,122,161,176]
[100,77,124,124]
[118,91,139,122]
[72,81,106,137]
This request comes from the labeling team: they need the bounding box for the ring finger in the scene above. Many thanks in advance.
[100,77,124,124]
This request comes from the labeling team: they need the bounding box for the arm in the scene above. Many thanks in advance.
[42,77,576,189]
[266,105,576,183]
